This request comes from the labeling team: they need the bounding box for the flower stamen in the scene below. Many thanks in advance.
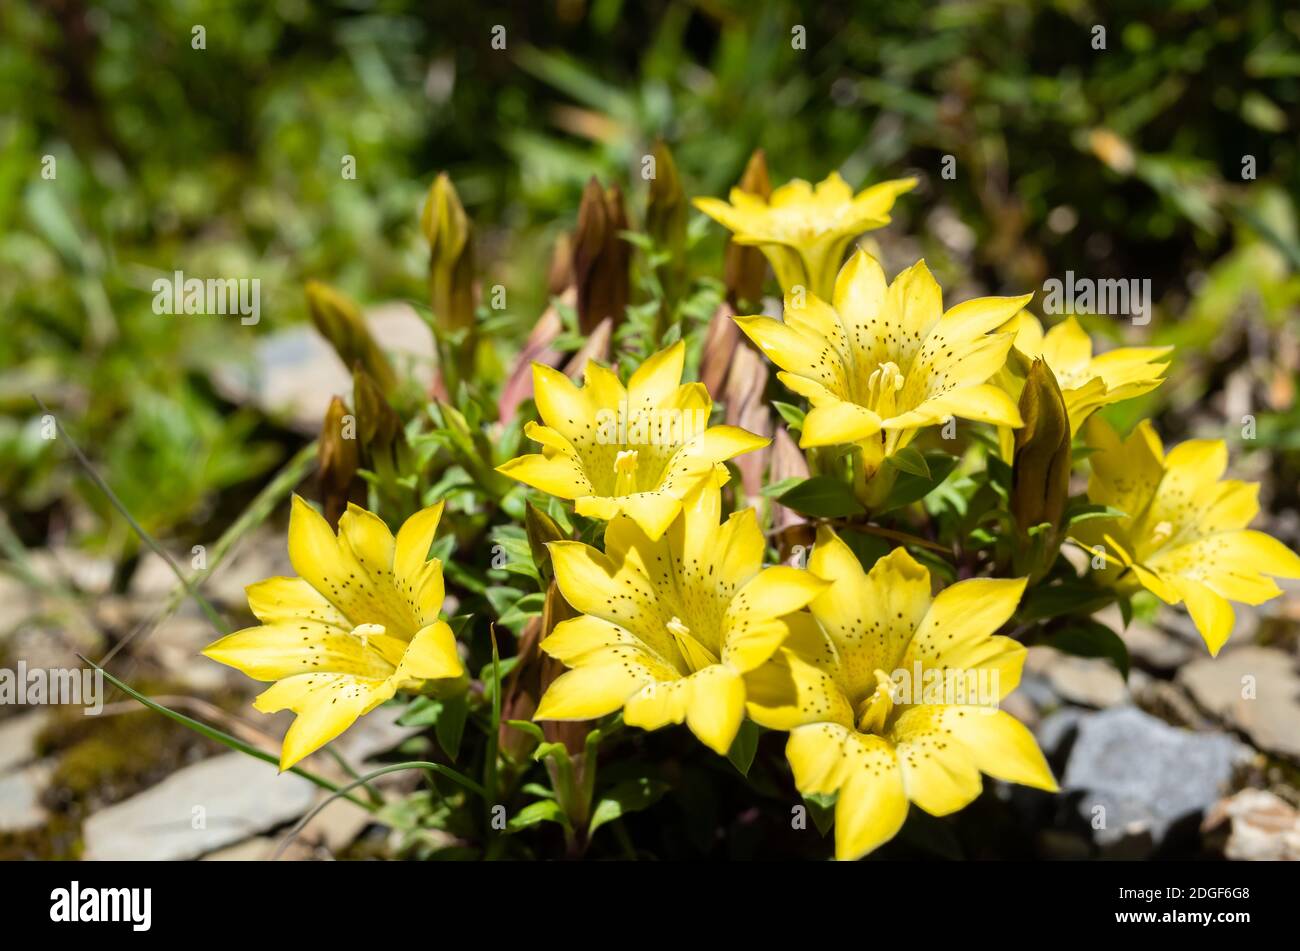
[855,668,899,735]
[665,616,718,672]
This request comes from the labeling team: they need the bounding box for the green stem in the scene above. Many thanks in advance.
[270,760,487,860]
[34,394,228,634]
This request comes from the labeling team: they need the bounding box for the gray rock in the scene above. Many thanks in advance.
[1043,655,1129,709]
[1036,706,1087,760]
[211,303,435,435]
[0,761,52,832]
[1123,619,1196,672]
[1060,705,1251,857]
[1177,646,1300,762]
[0,710,48,775]
[82,751,316,861]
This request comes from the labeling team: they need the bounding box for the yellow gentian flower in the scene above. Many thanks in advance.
[747,527,1056,861]
[203,497,464,770]
[1073,418,1300,655]
[534,484,827,754]
[736,250,1028,502]
[496,341,769,540]
[995,312,1171,457]
[694,170,916,299]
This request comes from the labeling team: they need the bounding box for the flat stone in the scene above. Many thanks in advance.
[1042,654,1128,709]
[1202,788,1300,860]
[1122,619,1196,672]
[1060,706,1251,857]
[0,761,52,832]
[82,751,316,861]
[1177,646,1300,761]
[200,834,315,861]
[0,710,48,775]
[211,303,435,435]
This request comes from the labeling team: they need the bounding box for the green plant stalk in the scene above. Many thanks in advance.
[102,441,318,664]
[271,760,488,861]
[34,394,228,634]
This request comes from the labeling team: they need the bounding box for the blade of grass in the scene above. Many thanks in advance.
[100,440,318,665]
[34,394,227,634]
[85,656,375,811]
[271,760,488,860]
[324,746,384,808]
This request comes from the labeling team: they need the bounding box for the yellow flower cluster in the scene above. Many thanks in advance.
[205,168,1300,861]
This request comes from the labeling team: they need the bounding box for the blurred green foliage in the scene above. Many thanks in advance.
[2,0,1297,554]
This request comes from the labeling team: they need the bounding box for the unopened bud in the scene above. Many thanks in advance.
[572,177,630,334]
[306,281,397,394]
[421,172,476,333]
[318,396,359,528]
[1012,359,1071,567]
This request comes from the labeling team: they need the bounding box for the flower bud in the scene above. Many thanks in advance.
[1011,359,1071,573]
[572,177,630,334]
[318,396,359,528]
[305,281,397,394]
[421,172,476,333]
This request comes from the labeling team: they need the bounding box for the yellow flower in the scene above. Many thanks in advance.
[496,341,769,540]
[1073,418,1300,655]
[995,312,1171,457]
[746,527,1056,861]
[694,170,916,299]
[534,485,827,754]
[203,497,464,770]
[736,250,1028,500]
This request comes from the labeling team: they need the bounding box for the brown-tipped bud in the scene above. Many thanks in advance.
[318,396,360,528]
[724,149,772,311]
[1011,359,1071,547]
[546,233,573,297]
[421,173,476,333]
[352,365,404,466]
[572,177,630,334]
[646,140,686,256]
[306,281,397,394]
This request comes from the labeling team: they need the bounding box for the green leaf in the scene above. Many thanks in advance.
[878,451,959,512]
[435,693,469,761]
[771,401,806,431]
[726,720,760,776]
[588,777,668,838]
[505,719,546,743]
[525,501,566,587]
[760,476,804,498]
[1047,620,1131,679]
[885,446,930,479]
[776,476,865,518]
[803,792,836,837]
[507,798,571,833]
[1064,502,1126,526]
[397,696,441,727]
[1019,580,1115,622]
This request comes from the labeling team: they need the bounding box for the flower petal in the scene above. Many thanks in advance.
[256,672,397,771]
[945,708,1058,792]
[394,620,463,682]
[204,623,397,681]
[890,705,983,816]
